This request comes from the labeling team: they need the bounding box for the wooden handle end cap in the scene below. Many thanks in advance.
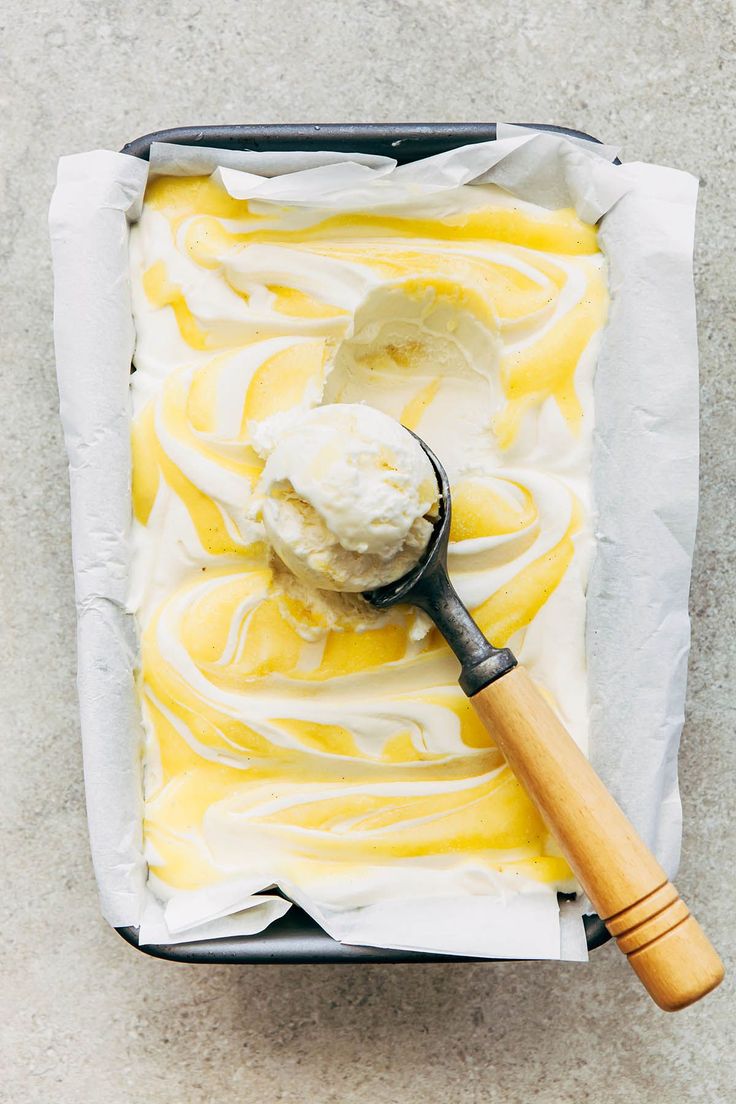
[622,913,724,1012]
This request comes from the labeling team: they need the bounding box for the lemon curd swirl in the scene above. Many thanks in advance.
[129,173,608,920]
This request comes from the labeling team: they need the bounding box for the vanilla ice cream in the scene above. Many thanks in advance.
[257,404,438,592]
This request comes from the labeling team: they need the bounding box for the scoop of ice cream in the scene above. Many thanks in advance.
[257,404,439,592]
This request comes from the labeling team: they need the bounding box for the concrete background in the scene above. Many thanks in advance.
[2,1,734,1100]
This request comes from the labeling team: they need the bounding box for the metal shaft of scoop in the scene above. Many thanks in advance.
[363,432,516,696]
[409,564,517,696]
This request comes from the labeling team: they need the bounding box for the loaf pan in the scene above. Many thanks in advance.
[119,121,611,962]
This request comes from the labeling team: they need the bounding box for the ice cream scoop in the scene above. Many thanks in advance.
[366,433,723,1012]
[257,404,438,592]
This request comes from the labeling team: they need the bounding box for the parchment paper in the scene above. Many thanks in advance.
[50,129,698,958]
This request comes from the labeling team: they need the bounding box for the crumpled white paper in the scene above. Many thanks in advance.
[50,128,698,959]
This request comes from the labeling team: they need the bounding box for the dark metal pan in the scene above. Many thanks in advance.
[119,121,611,962]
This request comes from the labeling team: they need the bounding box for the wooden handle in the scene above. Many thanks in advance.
[472,665,724,1011]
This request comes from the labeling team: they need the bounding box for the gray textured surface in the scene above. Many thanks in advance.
[2,0,734,1100]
